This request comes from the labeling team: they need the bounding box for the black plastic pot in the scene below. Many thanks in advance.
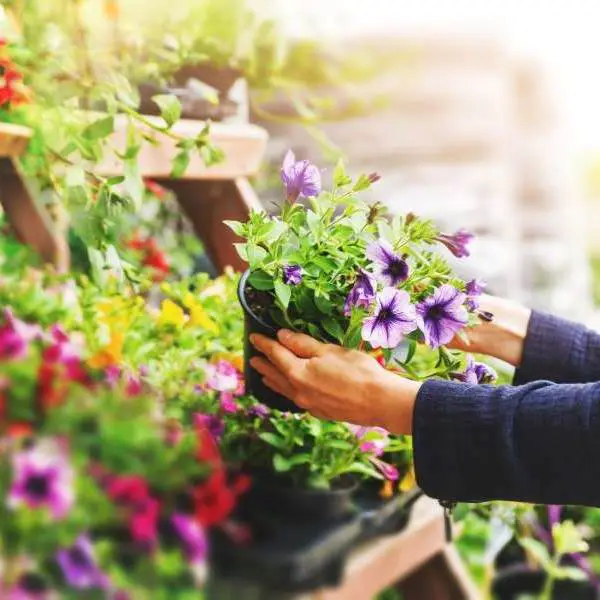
[238,270,299,412]
[492,565,597,600]
[249,472,358,523]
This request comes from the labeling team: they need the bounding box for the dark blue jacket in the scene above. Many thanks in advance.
[414,311,600,506]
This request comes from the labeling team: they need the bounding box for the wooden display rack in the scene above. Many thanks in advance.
[97,116,268,273]
[0,123,70,271]
[310,497,479,600]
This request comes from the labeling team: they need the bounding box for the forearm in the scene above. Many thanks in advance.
[413,379,600,506]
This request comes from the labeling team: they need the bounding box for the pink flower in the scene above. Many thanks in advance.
[0,309,41,361]
[205,361,241,393]
[125,373,143,397]
[350,425,389,457]
[219,393,238,414]
[8,440,75,520]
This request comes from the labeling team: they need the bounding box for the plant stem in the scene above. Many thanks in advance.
[541,559,558,600]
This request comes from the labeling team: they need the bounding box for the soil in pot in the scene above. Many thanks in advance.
[492,565,597,600]
[238,270,299,413]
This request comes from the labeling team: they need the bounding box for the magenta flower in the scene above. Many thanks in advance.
[280,150,321,202]
[125,373,143,397]
[370,457,399,481]
[104,364,121,387]
[43,326,87,382]
[171,513,207,566]
[205,360,240,393]
[283,265,303,286]
[350,425,389,457]
[361,288,417,349]
[56,534,108,590]
[436,229,474,258]
[8,441,75,520]
[453,356,497,385]
[193,413,224,439]
[6,573,49,600]
[130,498,160,549]
[344,269,377,316]
[416,285,468,348]
[0,308,41,360]
[219,392,239,414]
[366,240,409,286]
[465,279,486,311]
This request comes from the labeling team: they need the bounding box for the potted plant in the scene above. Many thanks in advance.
[228,150,494,411]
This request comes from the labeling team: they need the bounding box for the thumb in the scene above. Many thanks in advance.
[277,329,324,358]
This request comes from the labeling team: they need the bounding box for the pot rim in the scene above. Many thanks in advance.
[238,269,277,334]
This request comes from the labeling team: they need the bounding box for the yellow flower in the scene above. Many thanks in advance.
[183,293,218,334]
[380,480,394,499]
[88,331,124,369]
[159,299,186,328]
[212,353,243,372]
[103,0,120,20]
[399,465,416,492]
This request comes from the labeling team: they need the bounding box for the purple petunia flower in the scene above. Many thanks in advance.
[366,240,409,287]
[280,150,321,202]
[205,360,240,393]
[56,534,108,590]
[453,356,497,385]
[247,402,270,418]
[193,413,225,439]
[283,265,303,286]
[0,309,41,361]
[361,288,417,349]
[465,279,486,312]
[171,513,207,566]
[344,269,377,316]
[8,441,75,520]
[436,229,474,258]
[416,285,468,348]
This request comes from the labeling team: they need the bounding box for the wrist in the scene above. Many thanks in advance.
[374,371,421,435]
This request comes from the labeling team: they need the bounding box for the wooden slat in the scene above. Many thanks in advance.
[97,116,268,180]
[0,123,32,157]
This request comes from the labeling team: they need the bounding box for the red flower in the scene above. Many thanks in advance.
[7,422,32,438]
[107,475,150,505]
[144,179,167,200]
[193,469,237,527]
[130,497,160,547]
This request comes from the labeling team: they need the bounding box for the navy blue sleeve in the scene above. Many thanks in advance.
[514,311,600,385]
[413,379,600,506]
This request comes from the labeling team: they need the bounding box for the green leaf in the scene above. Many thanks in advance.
[346,461,384,479]
[124,159,144,211]
[519,537,551,568]
[273,454,292,472]
[333,159,352,187]
[343,324,363,349]
[553,566,588,581]
[311,256,337,273]
[552,521,589,555]
[314,293,332,315]
[325,439,353,450]
[152,94,182,128]
[248,270,274,291]
[274,279,291,310]
[322,317,344,342]
[234,243,248,261]
[223,220,245,237]
[306,209,321,239]
[246,244,267,268]
[82,115,114,141]
[171,150,190,178]
[353,173,374,192]
[258,432,287,450]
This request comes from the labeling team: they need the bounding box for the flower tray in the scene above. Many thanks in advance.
[208,486,423,595]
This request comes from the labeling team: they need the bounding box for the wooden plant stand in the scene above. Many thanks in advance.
[98,116,268,273]
[0,123,70,271]
[309,496,479,600]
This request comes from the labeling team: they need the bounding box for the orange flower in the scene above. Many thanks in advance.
[103,0,120,20]
[88,331,124,369]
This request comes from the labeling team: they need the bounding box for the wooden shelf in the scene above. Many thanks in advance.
[97,116,268,180]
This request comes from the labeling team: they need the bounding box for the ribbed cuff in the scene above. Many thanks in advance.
[513,310,586,385]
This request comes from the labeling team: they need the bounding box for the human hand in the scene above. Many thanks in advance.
[448,295,531,367]
[250,330,421,434]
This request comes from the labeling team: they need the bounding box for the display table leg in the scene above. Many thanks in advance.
[166,177,262,273]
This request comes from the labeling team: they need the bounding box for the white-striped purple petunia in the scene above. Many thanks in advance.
[343,269,377,316]
[280,150,321,203]
[416,284,468,348]
[453,355,497,384]
[366,240,409,287]
[361,287,417,349]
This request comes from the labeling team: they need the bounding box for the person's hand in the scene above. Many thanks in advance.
[448,295,532,367]
[250,330,421,434]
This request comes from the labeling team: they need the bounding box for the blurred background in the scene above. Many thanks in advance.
[5,0,600,322]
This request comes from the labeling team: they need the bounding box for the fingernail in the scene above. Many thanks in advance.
[278,329,292,341]
[249,334,257,345]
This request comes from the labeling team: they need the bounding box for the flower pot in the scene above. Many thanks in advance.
[172,63,242,96]
[492,564,597,600]
[238,270,299,413]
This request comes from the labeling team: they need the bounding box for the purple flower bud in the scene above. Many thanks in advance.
[56,535,108,590]
[344,269,377,316]
[368,172,381,184]
[465,279,486,312]
[280,150,321,202]
[436,229,474,258]
[248,403,270,418]
[283,265,303,286]
[452,356,497,385]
